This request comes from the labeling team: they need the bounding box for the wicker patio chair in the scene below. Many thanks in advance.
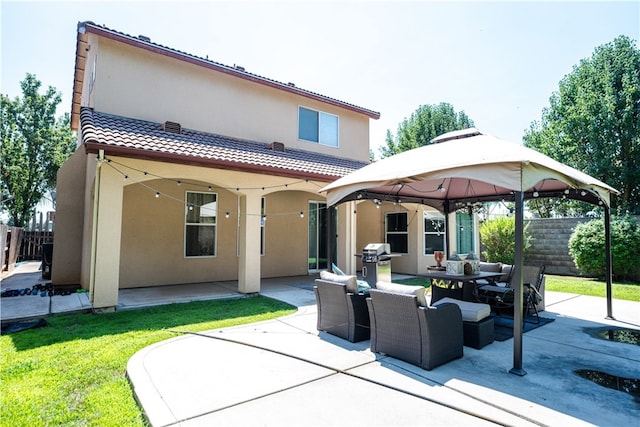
[477,265,546,323]
[366,289,463,370]
[314,279,370,342]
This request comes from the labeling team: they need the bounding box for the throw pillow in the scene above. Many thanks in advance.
[376,281,428,307]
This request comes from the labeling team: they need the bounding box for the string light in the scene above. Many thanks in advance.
[102,157,331,219]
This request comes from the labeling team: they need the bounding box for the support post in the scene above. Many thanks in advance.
[510,190,526,376]
[326,203,334,271]
[604,205,614,319]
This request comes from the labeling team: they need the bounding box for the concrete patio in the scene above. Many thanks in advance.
[2,261,639,426]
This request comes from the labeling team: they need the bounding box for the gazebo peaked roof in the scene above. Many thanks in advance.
[321,128,619,209]
[320,128,620,376]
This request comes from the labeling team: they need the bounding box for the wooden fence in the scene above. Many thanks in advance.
[2,227,54,273]
[20,231,54,261]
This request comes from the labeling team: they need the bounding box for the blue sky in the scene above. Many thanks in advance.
[2,1,638,156]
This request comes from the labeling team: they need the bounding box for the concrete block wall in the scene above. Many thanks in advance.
[523,218,590,276]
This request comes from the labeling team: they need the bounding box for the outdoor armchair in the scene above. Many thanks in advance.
[367,289,463,370]
[314,278,370,343]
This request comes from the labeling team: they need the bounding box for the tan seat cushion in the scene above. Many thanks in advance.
[433,297,491,322]
[319,270,359,293]
[376,281,428,307]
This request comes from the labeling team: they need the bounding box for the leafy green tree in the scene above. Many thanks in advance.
[524,35,640,215]
[569,216,640,281]
[1,74,76,227]
[479,216,530,264]
[380,102,474,158]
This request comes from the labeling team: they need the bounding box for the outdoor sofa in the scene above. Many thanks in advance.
[366,281,464,370]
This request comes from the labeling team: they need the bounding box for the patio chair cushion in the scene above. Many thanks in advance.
[433,297,491,322]
[329,264,371,292]
[479,262,502,273]
[375,281,428,307]
[320,271,360,294]
[499,265,513,284]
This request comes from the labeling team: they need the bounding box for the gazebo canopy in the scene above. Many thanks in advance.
[322,128,618,210]
[320,128,620,376]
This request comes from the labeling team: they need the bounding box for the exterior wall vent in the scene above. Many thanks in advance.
[162,121,182,134]
[269,142,285,152]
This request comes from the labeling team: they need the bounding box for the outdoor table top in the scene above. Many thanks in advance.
[419,270,504,282]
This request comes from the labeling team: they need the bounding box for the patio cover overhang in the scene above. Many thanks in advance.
[320,128,620,376]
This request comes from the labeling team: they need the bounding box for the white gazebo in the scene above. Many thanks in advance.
[321,128,620,375]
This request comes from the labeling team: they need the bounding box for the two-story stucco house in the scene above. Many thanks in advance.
[53,21,478,310]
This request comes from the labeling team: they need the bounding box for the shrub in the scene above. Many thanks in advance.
[479,216,530,264]
[568,216,640,281]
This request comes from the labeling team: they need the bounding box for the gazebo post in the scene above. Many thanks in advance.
[444,201,451,258]
[604,205,614,319]
[326,203,334,272]
[510,190,526,376]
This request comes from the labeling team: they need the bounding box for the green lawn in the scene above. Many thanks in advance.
[0,296,296,426]
[395,275,640,302]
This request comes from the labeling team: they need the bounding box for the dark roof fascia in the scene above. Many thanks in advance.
[83,142,342,183]
[78,21,381,120]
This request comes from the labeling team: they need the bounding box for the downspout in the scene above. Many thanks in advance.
[88,149,104,304]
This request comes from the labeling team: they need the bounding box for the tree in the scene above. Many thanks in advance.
[479,216,530,264]
[523,35,640,215]
[379,102,474,158]
[1,74,76,227]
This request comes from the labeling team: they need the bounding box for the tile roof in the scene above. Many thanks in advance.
[80,108,369,181]
[77,21,380,120]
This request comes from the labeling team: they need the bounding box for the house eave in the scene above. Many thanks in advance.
[83,142,342,183]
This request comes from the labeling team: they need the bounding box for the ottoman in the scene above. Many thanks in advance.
[433,297,495,349]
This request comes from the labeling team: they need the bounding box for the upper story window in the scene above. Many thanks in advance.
[298,106,339,147]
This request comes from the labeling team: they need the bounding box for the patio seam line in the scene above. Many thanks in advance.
[172,330,522,427]
[163,372,341,427]
[379,358,548,427]
[135,334,187,426]
[522,334,640,363]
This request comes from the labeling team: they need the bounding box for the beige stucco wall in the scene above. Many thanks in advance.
[354,201,448,276]
[260,191,315,278]
[82,34,371,162]
[87,157,331,288]
[51,148,87,285]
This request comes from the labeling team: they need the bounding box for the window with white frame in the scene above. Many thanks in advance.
[423,211,445,255]
[185,191,217,257]
[298,106,339,147]
[385,212,408,254]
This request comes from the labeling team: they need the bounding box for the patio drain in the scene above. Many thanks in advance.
[586,327,640,346]
[575,369,639,398]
